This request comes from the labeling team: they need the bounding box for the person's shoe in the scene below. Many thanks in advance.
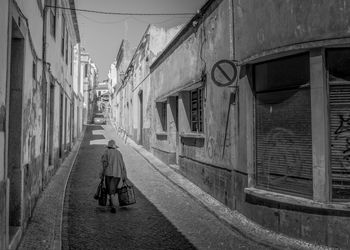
[111,207,116,213]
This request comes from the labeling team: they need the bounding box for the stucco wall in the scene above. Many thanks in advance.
[235,0,350,60]
[151,0,235,169]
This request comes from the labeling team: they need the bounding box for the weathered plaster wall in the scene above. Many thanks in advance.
[128,25,183,147]
[0,0,9,182]
[150,0,235,207]
[13,0,45,226]
[151,0,235,168]
[233,1,350,248]
[0,1,9,248]
[235,0,350,60]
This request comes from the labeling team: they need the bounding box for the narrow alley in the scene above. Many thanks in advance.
[2,1,350,249]
[62,122,268,249]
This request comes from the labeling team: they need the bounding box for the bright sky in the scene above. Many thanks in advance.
[75,0,207,80]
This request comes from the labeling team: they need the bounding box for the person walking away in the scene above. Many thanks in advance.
[100,139,127,213]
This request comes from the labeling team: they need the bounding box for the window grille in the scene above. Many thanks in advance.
[191,88,203,133]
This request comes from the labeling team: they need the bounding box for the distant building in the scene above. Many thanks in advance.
[95,81,109,112]
[80,49,98,123]
[110,40,134,128]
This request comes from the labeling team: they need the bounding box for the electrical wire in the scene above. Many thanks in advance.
[130,15,188,25]
[45,5,195,16]
[78,12,130,24]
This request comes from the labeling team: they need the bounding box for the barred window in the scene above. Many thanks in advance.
[191,88,204,133]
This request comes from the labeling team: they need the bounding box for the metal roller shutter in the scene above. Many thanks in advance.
[256,87,313,198]
[330,83,350,201]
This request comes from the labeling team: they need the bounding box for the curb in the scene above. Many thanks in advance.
[53,127,86,250]
[110,122,332,250]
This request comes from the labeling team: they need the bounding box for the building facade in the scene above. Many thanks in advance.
[80,49,98,124]
[113,25,183,149]
[0,0,83,249]
[117,0,350,248]
[235,0,350,247]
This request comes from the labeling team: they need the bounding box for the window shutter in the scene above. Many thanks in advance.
[256,88,313,198]
[330,83,350,200]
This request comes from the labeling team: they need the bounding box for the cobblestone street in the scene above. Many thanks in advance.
[61,124,268,250]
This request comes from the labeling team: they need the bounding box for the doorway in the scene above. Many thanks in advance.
[138,91,143,145]
[8,19,25,239]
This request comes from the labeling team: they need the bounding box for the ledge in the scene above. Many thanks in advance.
[155,132,168,136]
[179,132,205,139]
[245,187,350,212]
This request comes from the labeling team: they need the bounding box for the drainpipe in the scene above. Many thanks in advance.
[41,2,48,187]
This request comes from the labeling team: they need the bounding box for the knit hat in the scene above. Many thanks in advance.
[107,139,117,148]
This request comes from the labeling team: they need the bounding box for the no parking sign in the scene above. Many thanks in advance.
[210,60,237,87]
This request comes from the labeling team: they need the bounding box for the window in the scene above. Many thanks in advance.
[84,64,88,77]
[191,88,204,133]
[327,48,350,201]
[156,101,167,132]
[32,60,37,80]
[70,44,73,75]
[49,0,57,38]
[65,31,69,64]
[61,15,65,56]
[254,53,313,198]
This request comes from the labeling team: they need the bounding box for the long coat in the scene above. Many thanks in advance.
[101,147,127,179]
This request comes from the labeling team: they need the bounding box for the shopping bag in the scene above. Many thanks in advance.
[117,180,136,206]
[94,178,107,206]
[93,180,102,200]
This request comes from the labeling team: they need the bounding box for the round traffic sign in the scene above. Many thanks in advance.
[211,60,237,87]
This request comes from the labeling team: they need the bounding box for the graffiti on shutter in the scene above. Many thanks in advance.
[256,88,313,198]
[330,83,350,201]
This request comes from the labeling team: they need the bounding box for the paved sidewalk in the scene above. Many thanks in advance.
[17,130,84,250]
[110,122,331,250]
